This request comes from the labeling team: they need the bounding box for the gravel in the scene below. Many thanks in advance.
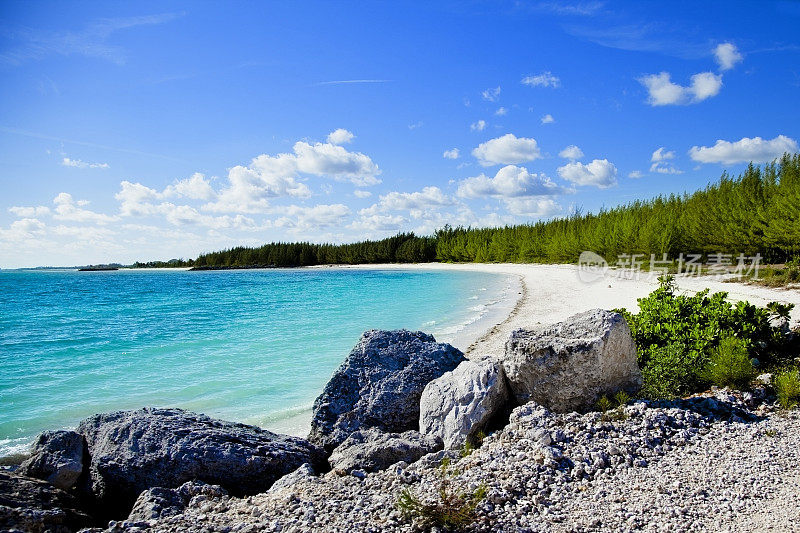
[99,389,800,533]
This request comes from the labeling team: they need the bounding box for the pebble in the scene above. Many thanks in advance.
[104,389,800,532]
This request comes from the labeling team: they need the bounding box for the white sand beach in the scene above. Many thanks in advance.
[334,263,800,359]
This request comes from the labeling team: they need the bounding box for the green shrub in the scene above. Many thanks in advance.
[639,343,700,399]
[703,337,757,389]
[775,369,800,409]
[397,459,487,530]
[618,275,795,399]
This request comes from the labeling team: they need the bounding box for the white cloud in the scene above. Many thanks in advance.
[495,107,508,116]
[649,147,682,174]
[353,190,372,198]
[504,197,562,217]
[521,72,561,88]
[651,147,675,162]
[273,204,351,231]
[457,165,566,198]
[61,157,109,169]
[326,128,354,145]
[470,120,487,132]
[541,114,555,124]
[714,42,743,71]
[443,148,460,159]
[639,71,722,106]
[361,186,452,219]
[116,181,164,216]
[557,159,618,188]
[291,141,380,185]
[690,72,723,101]
[53,193,118,224]
[349,213,406,232]
[204,140,380,213]
[482,86,501,101]
[408,121,424,130]
[472,134,542,166]
[628,170,644,179]
[559,145,584,160]
[163,173,216,201]
[689,135,799,165]
[650,163,683,174]
[9,205,51,217]
[9,218,46,236]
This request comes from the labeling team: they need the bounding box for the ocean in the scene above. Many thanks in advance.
[0,267,513,457]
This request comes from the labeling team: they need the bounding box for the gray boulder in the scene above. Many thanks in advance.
[328,428,442,473]
[503,309,641,412]
[0,470,95,532]
[127,481,227,521]
[18,430,86,491]
[419,358,510,449]
[76,407,326,514]
[308,329,466,451]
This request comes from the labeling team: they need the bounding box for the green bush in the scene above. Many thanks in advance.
[639,343,699,399]
[775,369,800,409]
[618,276,794,399]
[703,337,757,389]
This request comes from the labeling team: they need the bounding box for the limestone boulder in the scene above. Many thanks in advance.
[503,309,641,412]
[419,358,510,449]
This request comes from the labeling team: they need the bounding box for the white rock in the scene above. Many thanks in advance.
[419,358,510,449]
[503,309,642,412]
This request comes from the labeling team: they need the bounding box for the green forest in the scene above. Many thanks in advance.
[138,154,800,269]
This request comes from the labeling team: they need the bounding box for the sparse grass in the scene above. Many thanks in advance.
[597,393,630,421]
[733,259,800,288]
[764,429,778,438]
[703,336,757,389]
[597,396,614,414]
[459,430,487,458]
[775,369,800,409]
[397,458,487,530]
[614,390,631,407]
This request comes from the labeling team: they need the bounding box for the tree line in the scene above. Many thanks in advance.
[436,153,800,264]
[135,154,800,268]
[192,233,437,268]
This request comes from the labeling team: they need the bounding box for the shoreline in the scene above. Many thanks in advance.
[318,263,800,361]
[268,262,800,438]
[5,263,798,449]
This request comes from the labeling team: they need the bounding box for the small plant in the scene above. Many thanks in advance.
[397,459,487,530]
[459,430,487,457]
[597,395,613,413]
[764,429,777,438]
[775,369,800,409]
[459,440,475,458]
[598,393,629,421]
[766,302,794,321]
[703,336,757,389]
[614,390,631,407]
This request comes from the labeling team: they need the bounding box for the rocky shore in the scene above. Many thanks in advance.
[2,308,797,532]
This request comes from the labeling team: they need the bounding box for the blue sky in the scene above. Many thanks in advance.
[1,1,799,267]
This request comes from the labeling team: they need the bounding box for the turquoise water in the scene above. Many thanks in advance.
[0,268,508,456]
